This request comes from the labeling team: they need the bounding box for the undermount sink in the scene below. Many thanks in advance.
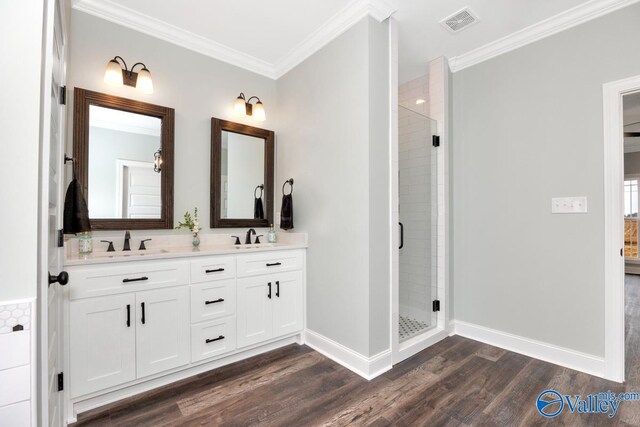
[89,248,170,258]
[234,243,285,250]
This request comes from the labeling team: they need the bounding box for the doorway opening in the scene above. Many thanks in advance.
[604,75,640,382]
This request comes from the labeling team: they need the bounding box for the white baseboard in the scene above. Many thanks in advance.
[304,329,392,380]
[452,320,605,378]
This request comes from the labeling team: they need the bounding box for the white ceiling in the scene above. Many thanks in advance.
[395,0,593,83]
[103,0,349,65]
[72,0,634,81]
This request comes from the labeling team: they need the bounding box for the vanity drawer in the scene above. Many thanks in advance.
[69,261,189,300]
[191,317,236,363]
[190,256,236,284]
[237,250,304,278]
[191,280,236,322]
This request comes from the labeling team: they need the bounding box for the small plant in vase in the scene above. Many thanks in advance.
[176,207,202,247]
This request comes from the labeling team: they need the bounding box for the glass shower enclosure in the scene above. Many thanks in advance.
[398,105,438,343]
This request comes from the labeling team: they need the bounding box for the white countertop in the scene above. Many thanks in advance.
[64,232,308,266]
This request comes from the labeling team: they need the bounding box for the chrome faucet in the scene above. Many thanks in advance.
[245,228,256,244]
[123,231,131,251]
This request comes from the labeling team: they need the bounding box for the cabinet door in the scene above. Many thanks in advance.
[237,276,273,348]
[136,287,190,378]
[272,271,304,338]
[69,294,136,397]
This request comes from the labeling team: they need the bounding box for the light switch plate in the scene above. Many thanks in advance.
[551,196,588,214]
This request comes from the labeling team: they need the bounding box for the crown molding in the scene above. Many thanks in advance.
[273,0,397,78]
[449,0,640,73]
[73,0,277,79]
[72,0,397,81]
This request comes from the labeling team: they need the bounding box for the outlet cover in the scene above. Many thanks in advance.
[551,197,587,214]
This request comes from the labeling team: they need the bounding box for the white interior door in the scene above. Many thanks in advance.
[39,1,67,425]
[117,160,161,219]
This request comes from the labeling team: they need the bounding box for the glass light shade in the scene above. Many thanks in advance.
[253,101,266,121]
[136,68,154,94]
[234,96,247,115]
[104,59,124,86]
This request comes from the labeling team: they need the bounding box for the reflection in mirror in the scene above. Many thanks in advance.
[210,118,274,228]
[220,131,265,219]
[88,105,162,219]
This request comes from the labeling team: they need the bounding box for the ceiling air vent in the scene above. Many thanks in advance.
[440,7,479,34]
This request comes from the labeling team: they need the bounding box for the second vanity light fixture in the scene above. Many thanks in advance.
[234,93,266,121]
[104,56,154,94]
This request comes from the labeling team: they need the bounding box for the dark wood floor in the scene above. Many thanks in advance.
[72,277,640,426]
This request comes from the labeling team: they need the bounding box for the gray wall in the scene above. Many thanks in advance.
[625,152,640,176]
[276,17,390,357]
[367,18,391,356]
[67,11,277,233]
[0,0,44,300]
[452,4,640,357]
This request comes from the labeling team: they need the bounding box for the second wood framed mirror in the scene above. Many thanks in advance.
[210,118,274,228]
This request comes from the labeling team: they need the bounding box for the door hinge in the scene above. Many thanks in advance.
[59,86,66,105]
[432,300,441,312]
[57,372,64,391]
[432,135,440,147]
[57,229,64,248]
[621,248,624,257]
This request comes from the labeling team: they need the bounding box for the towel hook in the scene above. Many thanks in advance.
[254,184,264,199]
[282,178,294,196]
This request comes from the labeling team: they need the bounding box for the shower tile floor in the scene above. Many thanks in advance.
[399,315,430,341]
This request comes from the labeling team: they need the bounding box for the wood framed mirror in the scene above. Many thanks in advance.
[210,118,274,228]
[72,88,174,230]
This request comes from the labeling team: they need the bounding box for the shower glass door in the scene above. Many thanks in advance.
[398,106,438,343]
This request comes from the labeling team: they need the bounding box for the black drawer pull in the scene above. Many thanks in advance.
[266,262,282,267]
[268,282,272,299]
[141,302,146,325]
[206,335,225,344]
[276,281,280,297]
[123,276,149,283]
[205,268,225,273]
[126,304,131,327]
[205,298,225,305]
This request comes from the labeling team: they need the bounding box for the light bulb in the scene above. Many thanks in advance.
[136,67,154,94]
[234,95,246,115]
[253,101,266,121]
[104,59,123,86]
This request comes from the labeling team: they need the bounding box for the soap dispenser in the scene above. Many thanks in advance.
[267,224,277,243]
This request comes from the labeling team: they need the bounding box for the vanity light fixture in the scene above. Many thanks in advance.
[153,148,162,173]
[104,56,154,94]
[233,93,266,121]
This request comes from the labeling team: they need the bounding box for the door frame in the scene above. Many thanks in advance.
[603,74,640,383]
[38,0,68,424]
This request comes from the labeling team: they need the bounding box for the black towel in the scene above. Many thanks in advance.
[280,194,293,230]
[63,178,91,234]
[254,196,264,220]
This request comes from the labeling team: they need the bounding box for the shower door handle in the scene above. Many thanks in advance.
[399,222,404,249]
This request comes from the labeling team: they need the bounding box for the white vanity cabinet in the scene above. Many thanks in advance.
[69,286,190,397]
[135,287,190,378]
[69,294,136,397]
[236,251,304,348]
[65,247,305,421]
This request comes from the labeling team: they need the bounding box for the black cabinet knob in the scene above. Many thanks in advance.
[48,271,69,286]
